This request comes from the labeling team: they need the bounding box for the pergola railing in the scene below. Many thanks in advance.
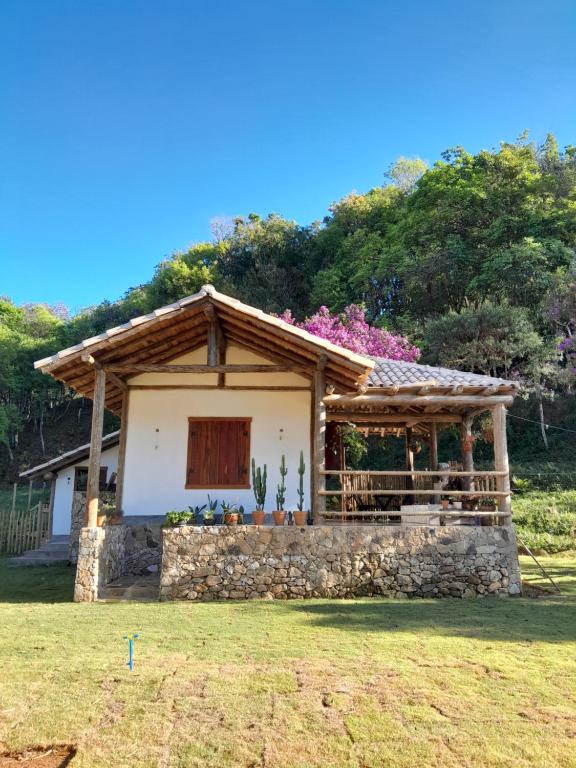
[319,469,512,524]
[320,470,509,495]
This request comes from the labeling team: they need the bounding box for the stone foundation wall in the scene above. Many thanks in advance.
[74,525,127,602]
[73,521,163,601]
[160,525,522,601]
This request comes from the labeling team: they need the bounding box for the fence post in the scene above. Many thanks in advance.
[35,503,43,549]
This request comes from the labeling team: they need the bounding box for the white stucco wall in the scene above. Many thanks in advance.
[122,345,312,517]
[51,445,119,536]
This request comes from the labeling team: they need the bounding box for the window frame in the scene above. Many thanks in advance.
[185,416,252,490]
[74,466,108,492]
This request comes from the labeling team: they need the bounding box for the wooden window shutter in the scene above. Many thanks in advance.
[186,418,251,489]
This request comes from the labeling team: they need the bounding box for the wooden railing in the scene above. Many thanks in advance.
[0,502,51,554]
[319,470,510,524]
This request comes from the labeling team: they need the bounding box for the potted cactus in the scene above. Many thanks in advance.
[293,450,308,526]
[251,459,267,525]
[204,495,218,524]
[272,454,287,525]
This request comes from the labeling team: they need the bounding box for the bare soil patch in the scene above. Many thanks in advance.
[0,746,76,768]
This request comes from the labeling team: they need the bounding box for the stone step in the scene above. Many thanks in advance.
[19,547,68,558]
[8,555,70,567]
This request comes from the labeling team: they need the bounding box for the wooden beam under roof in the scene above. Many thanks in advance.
[103,363,310,374]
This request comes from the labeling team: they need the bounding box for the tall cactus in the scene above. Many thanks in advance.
[251,458,267,510]
[275,454,287,510]
[297,450,305,511]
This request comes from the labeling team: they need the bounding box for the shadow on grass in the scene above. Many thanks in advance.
[0,557,75,603]
[285,593,576,644]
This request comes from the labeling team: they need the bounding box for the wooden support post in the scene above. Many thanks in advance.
[115,390,129,515]
[86,368,106,527]
[429,422,438,471]
[26,479,33,512]
[429,422,440,503]
[217,322,227,388]
[206,317,217,366]
[313,356,327,524]
[492,403,512,521]
[460,414,475,492]
[405,426,415,503]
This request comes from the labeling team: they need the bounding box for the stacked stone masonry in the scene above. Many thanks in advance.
[160,524,522,601]
[74,525,126,602]
[73,522,163,602]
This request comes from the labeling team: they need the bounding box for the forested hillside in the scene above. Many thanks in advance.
[1,133,575,482]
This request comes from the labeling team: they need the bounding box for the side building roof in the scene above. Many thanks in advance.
[20,431,120,480]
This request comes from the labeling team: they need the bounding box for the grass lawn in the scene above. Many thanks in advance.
[0,557,575,768]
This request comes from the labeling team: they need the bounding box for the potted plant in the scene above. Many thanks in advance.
[441,497,450,511]
[178,509,193,527]
[222,502,240,525]
[293,450,308,526]
[97,501,115,527]
[479,497,497,512]
[251,459,267,525]
[462,495,479,512]
[189,504,206,523]
[204,495,218,525]
[164,510,182,528]
[272,455,288,526]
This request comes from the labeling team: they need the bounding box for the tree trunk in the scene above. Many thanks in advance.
[537,390,549,450]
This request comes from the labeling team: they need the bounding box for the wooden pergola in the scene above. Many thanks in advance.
[33,286,519,527]
[320,379,517,523]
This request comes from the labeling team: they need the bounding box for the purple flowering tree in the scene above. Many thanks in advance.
[548,276,576,375]
[279,305,420,361]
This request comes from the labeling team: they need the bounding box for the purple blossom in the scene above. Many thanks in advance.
[279,305,420,361]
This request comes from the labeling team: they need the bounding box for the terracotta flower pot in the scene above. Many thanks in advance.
[224,512,239,526]
[293,510,308,527]
[272,510,286,526]
[441,499,449,511]
[252,510,266,525]
[96,514,107,528]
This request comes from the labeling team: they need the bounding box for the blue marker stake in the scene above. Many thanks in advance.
[123,633,140,671]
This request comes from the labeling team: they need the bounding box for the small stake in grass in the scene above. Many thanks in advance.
[123,633,140,671]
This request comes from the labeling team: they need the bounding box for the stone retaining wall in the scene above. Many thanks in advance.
[160,525,522,601]
[74,525,127,602]
[73,522,163,601]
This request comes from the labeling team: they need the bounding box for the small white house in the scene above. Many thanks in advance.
[31,284,518,531]
[20,433,119,536]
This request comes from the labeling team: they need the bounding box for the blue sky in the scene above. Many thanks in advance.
[1,0,575,312]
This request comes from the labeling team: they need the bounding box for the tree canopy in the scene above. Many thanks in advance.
[2,132,576,475]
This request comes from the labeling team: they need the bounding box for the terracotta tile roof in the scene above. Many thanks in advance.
[366,358,517,389]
